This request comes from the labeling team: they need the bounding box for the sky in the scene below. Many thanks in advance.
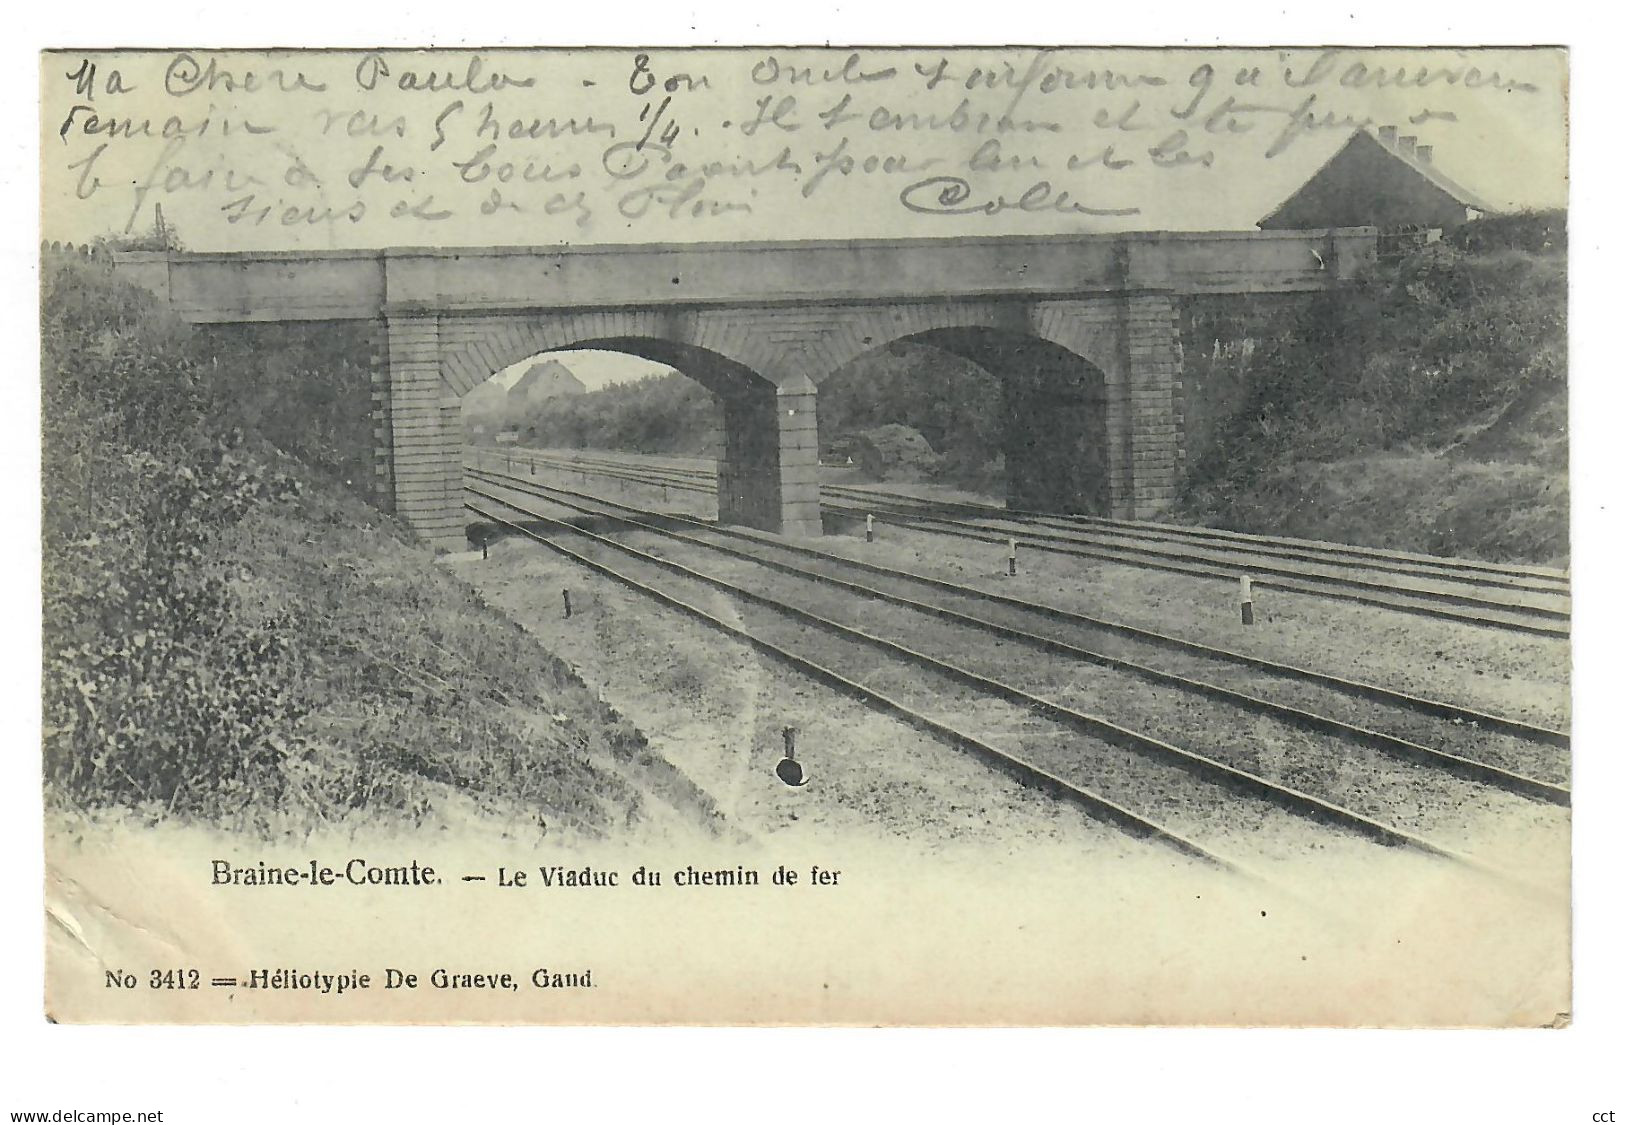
[488,349,671,392]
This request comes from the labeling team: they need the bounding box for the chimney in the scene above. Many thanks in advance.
[1397,135,1417,156]
[1414,144,1433,164]
[1378,125,1399,146]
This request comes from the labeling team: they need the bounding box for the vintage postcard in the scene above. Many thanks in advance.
[39,45,1570,1025]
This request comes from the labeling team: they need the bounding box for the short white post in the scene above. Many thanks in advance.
[1239,574,1255,625]
[865,514,875,543]
[1008,538,1018,577]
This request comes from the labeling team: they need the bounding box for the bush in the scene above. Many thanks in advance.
[42,256,305,821]
[196,322,376,501]
[850,424,942,480]
[818,341,1003,486]
[1446,208,1566,254]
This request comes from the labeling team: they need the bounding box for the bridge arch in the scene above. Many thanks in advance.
[822,327,1113,515]
[429,312,816,536]
[793,299,1140,513]
[442,310,752,397]
[383,295,1176,545]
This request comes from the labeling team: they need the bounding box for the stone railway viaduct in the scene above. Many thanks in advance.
[109,230,1377,549]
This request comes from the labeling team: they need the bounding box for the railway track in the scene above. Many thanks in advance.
[467,495,1244,873]
[470,458,1570,750]
[463,468,1567,892]
[493,449,1571,637]
[506,448,1570,591]
[469,463,1569,783]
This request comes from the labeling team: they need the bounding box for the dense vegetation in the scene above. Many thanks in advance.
[816,343,1004,486]
[194,321,377,501]
[508,343,1011,489]
[1177,211,1568,563]
[517,370,715,455]
[42,254,709,836]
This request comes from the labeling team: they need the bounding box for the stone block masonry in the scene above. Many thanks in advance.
[386,295,1187,547]
[110,232,1375,548]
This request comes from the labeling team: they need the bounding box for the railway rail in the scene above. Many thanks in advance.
[463,468,1566,892]
[468,463,1568,788]
[467,495,1246,873]
[473,454,1571,745]
[506,448,1570,591]
[492,448,1570,637]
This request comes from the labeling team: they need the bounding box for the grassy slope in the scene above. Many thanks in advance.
[1191,443,1568,563]
[1175,216,1569,566]
[51,438,723,843]
[42,256,718,840]
[216,463,723,839]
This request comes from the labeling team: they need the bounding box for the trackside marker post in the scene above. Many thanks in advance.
[1008,538,1018,576]
[866,514,874,542]
[1240,575,1255,625]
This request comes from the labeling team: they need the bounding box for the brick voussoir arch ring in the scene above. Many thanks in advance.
[436,308,792,395]
[740,301,1123,386]
[434,300,1135,395]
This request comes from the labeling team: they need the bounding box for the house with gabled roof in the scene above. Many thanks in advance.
[506,359,587,415]
[1257,125,1494,232]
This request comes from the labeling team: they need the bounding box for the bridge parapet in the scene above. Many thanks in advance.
[109,229,1378,325]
